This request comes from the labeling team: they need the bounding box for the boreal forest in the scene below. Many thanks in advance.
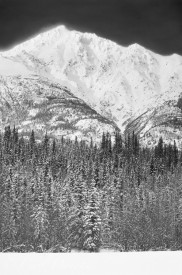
[0,126,182,252]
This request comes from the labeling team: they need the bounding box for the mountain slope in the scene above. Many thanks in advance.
[0,75,117,140]
[0,25,182,143]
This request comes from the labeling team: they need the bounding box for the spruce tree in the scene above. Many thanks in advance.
[83,179,101,252]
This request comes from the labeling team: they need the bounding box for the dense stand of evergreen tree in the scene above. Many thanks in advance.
[0,126,182,252]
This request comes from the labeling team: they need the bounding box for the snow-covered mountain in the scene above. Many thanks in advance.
[0,75,118,141]
[0,25,182,144]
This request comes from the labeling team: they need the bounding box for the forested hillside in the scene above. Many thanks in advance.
[0,126,182,252]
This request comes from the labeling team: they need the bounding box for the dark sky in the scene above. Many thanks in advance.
[0,0,182,55]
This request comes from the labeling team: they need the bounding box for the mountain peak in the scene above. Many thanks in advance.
[0,25,123,58]
[128,43,143,50]
[0,25,70,56]
[0,25,182,145]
